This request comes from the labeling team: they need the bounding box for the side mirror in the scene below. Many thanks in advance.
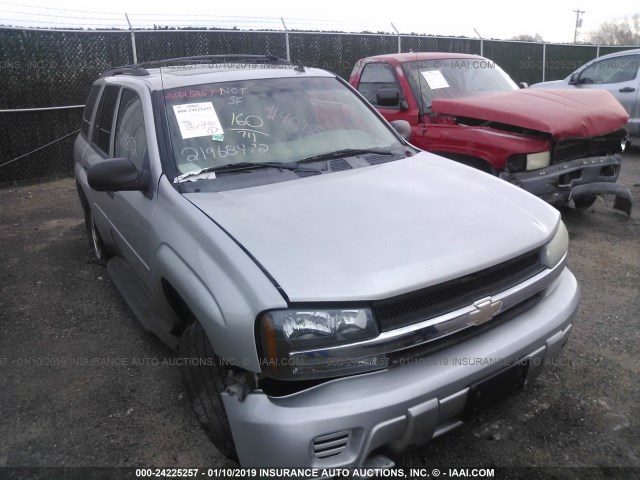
[518,82,529,89]
[568,73,578,85]
[376,88,401,107]
[390,120,411,141]
[88,157,150,192]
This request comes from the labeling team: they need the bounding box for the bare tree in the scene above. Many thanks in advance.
[587,14,640,45]
[511,34,544,42]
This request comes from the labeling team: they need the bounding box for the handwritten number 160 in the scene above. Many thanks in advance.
[231,112,264,128]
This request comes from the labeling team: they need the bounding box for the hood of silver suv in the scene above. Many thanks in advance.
[185,153,559,302]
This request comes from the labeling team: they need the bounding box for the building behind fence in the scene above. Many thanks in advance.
[0,26,637,185]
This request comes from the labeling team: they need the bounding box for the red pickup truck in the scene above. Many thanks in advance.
[349,53,632,214]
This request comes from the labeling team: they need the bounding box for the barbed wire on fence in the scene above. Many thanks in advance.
[0,3,502,39]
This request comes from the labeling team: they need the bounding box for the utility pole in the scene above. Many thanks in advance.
[573,9,585,43]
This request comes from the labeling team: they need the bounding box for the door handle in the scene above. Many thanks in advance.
[619,87,636,93]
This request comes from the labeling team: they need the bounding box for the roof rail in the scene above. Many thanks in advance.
[101,66,150,77]
[101,54,289,77]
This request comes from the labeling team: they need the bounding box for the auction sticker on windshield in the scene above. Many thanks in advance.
[173,102,225,140]
[421,70,449,89]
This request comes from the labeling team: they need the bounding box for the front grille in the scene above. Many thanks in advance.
[553,128,625,164]
[373,250,544,332]
[313,430,350,459]
[389,291,544,365]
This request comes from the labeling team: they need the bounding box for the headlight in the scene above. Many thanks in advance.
[540,221,569,268]
[258,308,387,380]
[507,151,551,172]
[526,151,550,170]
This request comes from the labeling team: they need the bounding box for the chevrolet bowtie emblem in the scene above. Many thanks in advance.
[468,297,503,326]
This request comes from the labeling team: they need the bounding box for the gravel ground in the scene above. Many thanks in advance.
[1,148,639,480]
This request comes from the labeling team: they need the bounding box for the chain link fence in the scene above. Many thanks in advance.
[0,26,637,185]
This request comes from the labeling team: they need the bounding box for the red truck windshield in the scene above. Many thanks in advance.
[402,59,518,110]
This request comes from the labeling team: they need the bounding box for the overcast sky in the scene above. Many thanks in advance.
[0,0,638,44]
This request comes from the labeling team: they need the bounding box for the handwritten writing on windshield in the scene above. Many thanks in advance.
[229,112,269,143]
[164,86,249,101]
[180,144,269,163]
[266,105,320,135]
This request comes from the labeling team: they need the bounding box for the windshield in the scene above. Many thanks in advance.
[402,59,518,110]
[162,76,403,180]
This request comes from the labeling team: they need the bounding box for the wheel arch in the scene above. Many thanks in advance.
[433,152,498,175]
[153,244,264,372]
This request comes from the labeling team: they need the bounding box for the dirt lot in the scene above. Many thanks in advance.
[1,149,639,480]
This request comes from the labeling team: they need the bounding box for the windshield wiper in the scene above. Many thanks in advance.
[297,148,397,163]
[174,161,319,183]
[174,150,399,183]
[214,161,320,172]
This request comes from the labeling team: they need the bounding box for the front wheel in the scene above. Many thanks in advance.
[180,322,238,460]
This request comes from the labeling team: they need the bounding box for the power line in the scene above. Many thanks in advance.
[4,8,125,20]
[2,18,126,27]
[1,2,130,15]
[0,7,477,39]
[3,8,282,23]
[1,5,390,30]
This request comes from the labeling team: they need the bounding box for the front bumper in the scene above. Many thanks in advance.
[223,268,580,467]
[499,154,632,214]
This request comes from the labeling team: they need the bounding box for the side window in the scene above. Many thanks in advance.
[81,85,101,138]
[580,55,640,84]
[357,63,402,107]
[114,89,148,171]
[91,85,120,155]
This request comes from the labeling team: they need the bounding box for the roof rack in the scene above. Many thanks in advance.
[101,54,289,77]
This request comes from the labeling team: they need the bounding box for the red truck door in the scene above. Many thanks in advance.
[353,62,419,127]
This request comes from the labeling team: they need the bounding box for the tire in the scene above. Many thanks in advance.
[180,322,238,461]
[88,211,111,263]
[573,195,597,211]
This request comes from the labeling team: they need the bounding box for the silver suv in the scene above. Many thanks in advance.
[74,55,580,467]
